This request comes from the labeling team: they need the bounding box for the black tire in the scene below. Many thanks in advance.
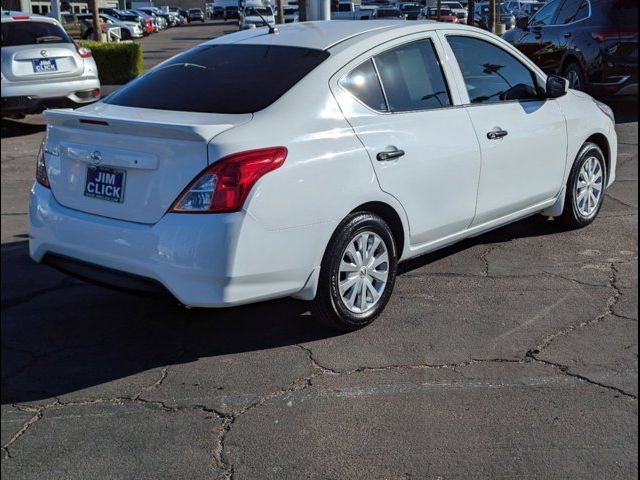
[311,212,398,331]
[558,142,606,229]
[562,61,586,92]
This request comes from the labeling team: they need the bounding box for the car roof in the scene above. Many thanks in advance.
[1,10,59,23]
[206,20,463,51]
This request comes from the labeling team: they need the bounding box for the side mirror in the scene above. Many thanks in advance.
[546,75,569,98]
[515,15,529,30]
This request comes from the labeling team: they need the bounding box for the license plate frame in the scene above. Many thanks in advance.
[32,58,58,73]
[84,166,126,203]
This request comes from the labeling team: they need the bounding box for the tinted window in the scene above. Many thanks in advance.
[554,0,589,24]
[1,20,71,46]
[340,59,388,112]
[529,0,561,26]
[448,36,540,104]
[106,44,329,114]
[374,40,451,112]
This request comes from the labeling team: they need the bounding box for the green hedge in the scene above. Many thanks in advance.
[79,41,144,85]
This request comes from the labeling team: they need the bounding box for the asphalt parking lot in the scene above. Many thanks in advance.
[1,20,638,480]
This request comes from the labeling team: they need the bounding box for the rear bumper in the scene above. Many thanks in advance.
[29,183,323,307]
[1,77,100,114]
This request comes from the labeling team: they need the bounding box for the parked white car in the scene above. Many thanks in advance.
[77,13,144,39]
[331,1,377,20]
[239,5,275,29]
[1,11,100,118]
[30,21,617,330]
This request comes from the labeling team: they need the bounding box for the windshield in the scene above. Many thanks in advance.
[105,44,330,114]
[1,20,71,46]
[429,8,451,15]
[443,2,463,8]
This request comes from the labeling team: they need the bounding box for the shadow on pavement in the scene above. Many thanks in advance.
[610,98,638,124]
[1,117,46,139]
[1,215,574,405]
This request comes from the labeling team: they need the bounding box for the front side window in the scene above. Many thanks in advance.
[529,0,561,26]
[106,44,329,114]
[340,59,388,112]
[447,36,540,104]
[374,40,452,112]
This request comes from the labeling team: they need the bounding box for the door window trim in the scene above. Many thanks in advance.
[333,33,460,116]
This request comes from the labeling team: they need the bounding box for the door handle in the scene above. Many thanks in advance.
[487,129,508,140]
[564,31,572,38]
[376,148,405,161]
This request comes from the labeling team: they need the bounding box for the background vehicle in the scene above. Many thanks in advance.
[442,1,468,23]
[77,13,143,40]
[283,6,299,23]
[423,6,459,22]
[59,12,82,38]
[503,0,638,97]
[331,1,377,20]
[223,5,240,21]
[1,11,100,117]
[474,2,516,30]
[240,5,275,29]
[187,8,205,22]
[211,5,225,18]
[29,22,616,331]
[399,3,422,20]
[372,7,406,18]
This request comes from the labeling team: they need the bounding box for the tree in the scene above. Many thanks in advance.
[91,0,101,42]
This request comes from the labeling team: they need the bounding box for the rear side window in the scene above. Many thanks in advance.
[106,44,330,114]
[340,59,388,112]
[1,20,71,46]
[374,40,451,112]
[448,36,540,104]
[554,0,590,25]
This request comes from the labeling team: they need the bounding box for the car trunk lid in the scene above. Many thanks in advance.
[43,104,252,224]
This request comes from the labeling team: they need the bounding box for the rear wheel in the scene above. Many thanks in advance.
[311,212,398,331]
[558,142,606,228]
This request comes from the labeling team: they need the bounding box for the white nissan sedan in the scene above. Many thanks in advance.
[29,21,617,330]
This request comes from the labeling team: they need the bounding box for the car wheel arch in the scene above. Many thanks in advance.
[349,201,406,259]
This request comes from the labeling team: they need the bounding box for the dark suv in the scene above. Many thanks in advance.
[503,0,638,98]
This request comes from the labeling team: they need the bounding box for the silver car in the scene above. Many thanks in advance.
[1,11,100,118]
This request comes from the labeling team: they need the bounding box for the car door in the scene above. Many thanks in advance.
[537,0,591,74]
[520,0,563,68]
[331,34,482,247]
[439,31,567,226]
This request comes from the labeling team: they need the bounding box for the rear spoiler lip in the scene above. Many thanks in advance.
[43,108,253,142]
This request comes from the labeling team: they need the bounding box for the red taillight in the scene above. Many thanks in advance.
[73,40,92,58]
[36,140,50,189]
[170,147,287,213]
[11,15,30,21]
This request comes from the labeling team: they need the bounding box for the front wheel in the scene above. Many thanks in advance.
[563,61,586,91]
[311,212,398,331]
[558,142,606,228]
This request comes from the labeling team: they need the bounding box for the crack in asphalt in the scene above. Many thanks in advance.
[526,353,637,399]
[531,264,622,353]
[605,192,637,210]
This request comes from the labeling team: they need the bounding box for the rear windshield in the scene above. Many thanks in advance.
[105,44,330,114]
[1,20,71,46]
